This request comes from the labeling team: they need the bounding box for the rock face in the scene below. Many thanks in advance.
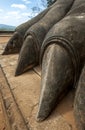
[2,0,85,130]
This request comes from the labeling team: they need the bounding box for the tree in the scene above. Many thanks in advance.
[41,0,56,8]
[41,0,47,8]
[47,0,56,7]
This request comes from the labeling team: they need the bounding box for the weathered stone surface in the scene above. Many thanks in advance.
[0,95,7,130]
[74,65,85,130]
[0,41,77,130]
[39,2,85,125]
[37,44,74,121]
[15,0,74,76]
[29,106,72,130]
[0,67,30,130]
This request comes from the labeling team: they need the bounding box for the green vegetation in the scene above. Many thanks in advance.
[0,24,15,31]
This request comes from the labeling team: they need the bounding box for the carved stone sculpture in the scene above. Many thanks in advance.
[2,7,51,54]
[15,0,74,75]
[2,0,85,129]
[38,1,85,123]
[74,65,85,130]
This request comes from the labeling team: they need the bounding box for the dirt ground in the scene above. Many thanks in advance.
[0,34,78,130]
[0,35,11,130]
[0,96,6,130]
